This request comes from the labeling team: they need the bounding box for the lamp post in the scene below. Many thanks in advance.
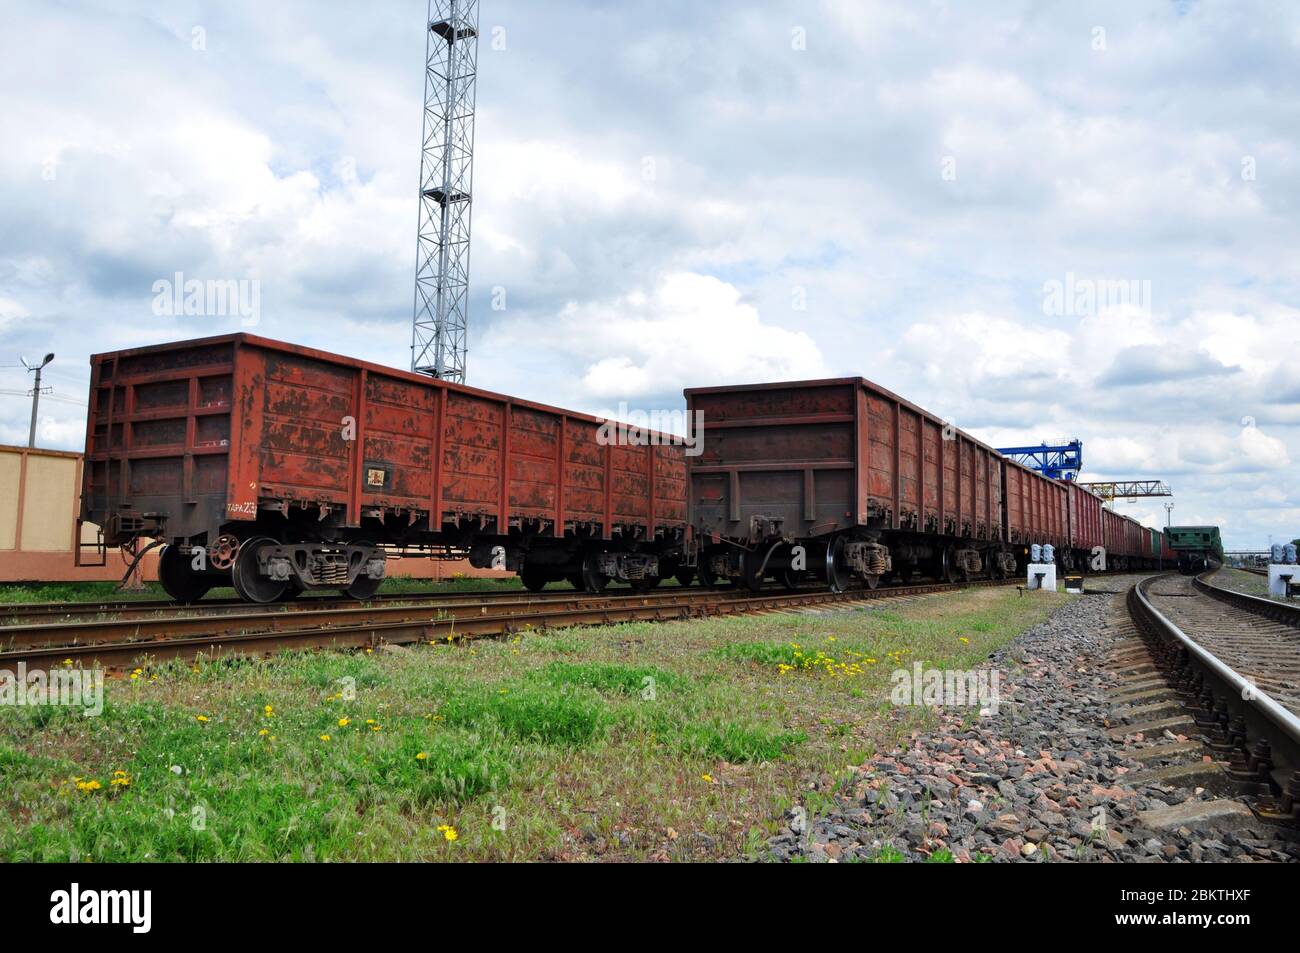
[22,352,54,448]
[1164,501,1174,529]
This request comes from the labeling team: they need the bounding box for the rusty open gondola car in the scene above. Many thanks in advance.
[685,377,1029,591]
[80,334,688,602]
[684,376,1167,592]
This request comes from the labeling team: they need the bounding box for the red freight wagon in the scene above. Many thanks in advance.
[1101,508,1123,564]
[1001,460,1069,556]
[1065,481,1104,571]
[1123,516,1146,567]
[81,334,687,602]
[1100,508,1147,569]
[684,378,1015,591]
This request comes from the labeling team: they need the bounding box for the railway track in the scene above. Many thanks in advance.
[0,575,1049,674]
[1121,570,1300,825]
[0,585,644,627]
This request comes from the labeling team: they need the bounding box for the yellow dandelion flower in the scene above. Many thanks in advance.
[702,773,715,784]
[264,704,274,716]
[416,752,428,761]
[62,658,73,666]
[959,637,970,644]
[338,717,350,727]
[196,715,209,723]
[258,728,269,736]
[319,734,331,742]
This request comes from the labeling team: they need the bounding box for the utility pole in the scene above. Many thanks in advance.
[22,352,54,448]
[1164,501,1174,528]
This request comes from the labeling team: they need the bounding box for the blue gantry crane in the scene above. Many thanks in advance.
[996,438,1172,503]
[995,440,1083,481]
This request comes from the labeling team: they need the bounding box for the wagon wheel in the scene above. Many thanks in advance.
[740,550,767,593]
[939,545,960,585]
[581,553,610,593]
[231,536,288,604]
[158,544,212,604]
[344,544,384,601]
[520,564,549,592]
[862,574,881,590]
[779,568,803,591]
[825,537,851,593]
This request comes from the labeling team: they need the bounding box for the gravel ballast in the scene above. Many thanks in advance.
[768,577,1300,863]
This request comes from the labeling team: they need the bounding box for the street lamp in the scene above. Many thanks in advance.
[1164,501,1174,529]
[21,352,54,448]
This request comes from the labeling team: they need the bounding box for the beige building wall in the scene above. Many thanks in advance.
[0,450,20,550]
[19,452,79,551]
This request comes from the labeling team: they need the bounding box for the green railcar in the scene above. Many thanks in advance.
[1166,525,1224,574]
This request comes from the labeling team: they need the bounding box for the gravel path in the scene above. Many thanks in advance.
[768,577,1300,863]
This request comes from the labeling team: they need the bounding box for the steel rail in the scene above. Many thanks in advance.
[1129,573,1300,787]
[0,576,1032,673]
[0,586,747,653]
[0,585,604,624]
[0,566,1153,625]
[1195,568,1300,625]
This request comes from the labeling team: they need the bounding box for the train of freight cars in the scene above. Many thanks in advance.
[78,334,1171,603]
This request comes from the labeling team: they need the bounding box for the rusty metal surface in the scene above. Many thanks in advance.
[1101,507,1147,560]
[82,334,687,549]
[686,377,1002,543]
[1002,458,1068,549]
[1066,480,1104,553]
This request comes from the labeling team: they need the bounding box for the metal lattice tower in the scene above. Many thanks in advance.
[411,0,479,382]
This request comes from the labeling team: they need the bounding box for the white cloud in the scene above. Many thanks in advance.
[480,272,826,405]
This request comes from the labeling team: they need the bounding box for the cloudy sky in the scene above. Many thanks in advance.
[1,0,1297,548]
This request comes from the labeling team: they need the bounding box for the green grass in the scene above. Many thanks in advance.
[439,683,610,747]
[1215,567,1286,600]
[0,583,1067,861]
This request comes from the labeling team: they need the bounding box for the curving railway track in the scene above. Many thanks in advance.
[1124,569,1300,822]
